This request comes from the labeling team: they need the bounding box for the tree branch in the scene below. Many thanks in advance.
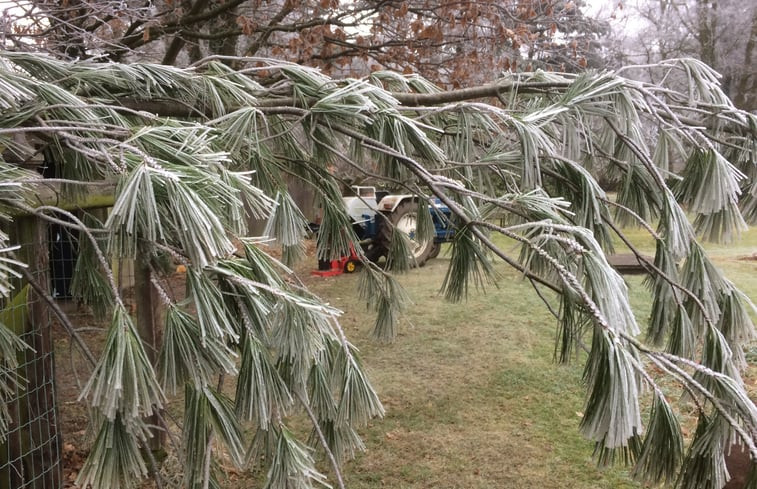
[17,265,98,368]
[295,391,345,489]
[162,0,212,65]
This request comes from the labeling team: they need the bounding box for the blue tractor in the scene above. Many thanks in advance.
[342,186,456,268]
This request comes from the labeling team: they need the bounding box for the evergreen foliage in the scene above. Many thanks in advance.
[0,52,754,488]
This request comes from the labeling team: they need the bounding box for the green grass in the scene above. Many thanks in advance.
[303,226,757,489]
[307,260,636,488]
[56,225,757,488]
[610,224,757,309]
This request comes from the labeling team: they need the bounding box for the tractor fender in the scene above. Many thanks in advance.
[376,194,415,213]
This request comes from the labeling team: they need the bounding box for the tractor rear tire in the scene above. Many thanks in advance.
[428,242,442,259]
[385,201,433,268]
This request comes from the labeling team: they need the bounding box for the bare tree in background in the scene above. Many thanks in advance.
[2,0,610,84]
[610,0,756,111]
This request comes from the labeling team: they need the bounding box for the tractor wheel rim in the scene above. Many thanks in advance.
[396,213,428,258]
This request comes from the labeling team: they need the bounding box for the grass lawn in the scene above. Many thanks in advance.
[299,227,757,489]
[57,226,757,488]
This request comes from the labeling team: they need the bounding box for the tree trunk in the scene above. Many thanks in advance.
[732,10,757,111]
[697,0,718,67]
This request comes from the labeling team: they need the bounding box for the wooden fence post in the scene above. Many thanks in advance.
[134,256,165,457]
[0,216,62,489]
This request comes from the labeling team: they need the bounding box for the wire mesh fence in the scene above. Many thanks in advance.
[1,216,62,489]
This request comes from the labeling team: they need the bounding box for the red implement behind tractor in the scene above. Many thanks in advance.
[310,244,361,277]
